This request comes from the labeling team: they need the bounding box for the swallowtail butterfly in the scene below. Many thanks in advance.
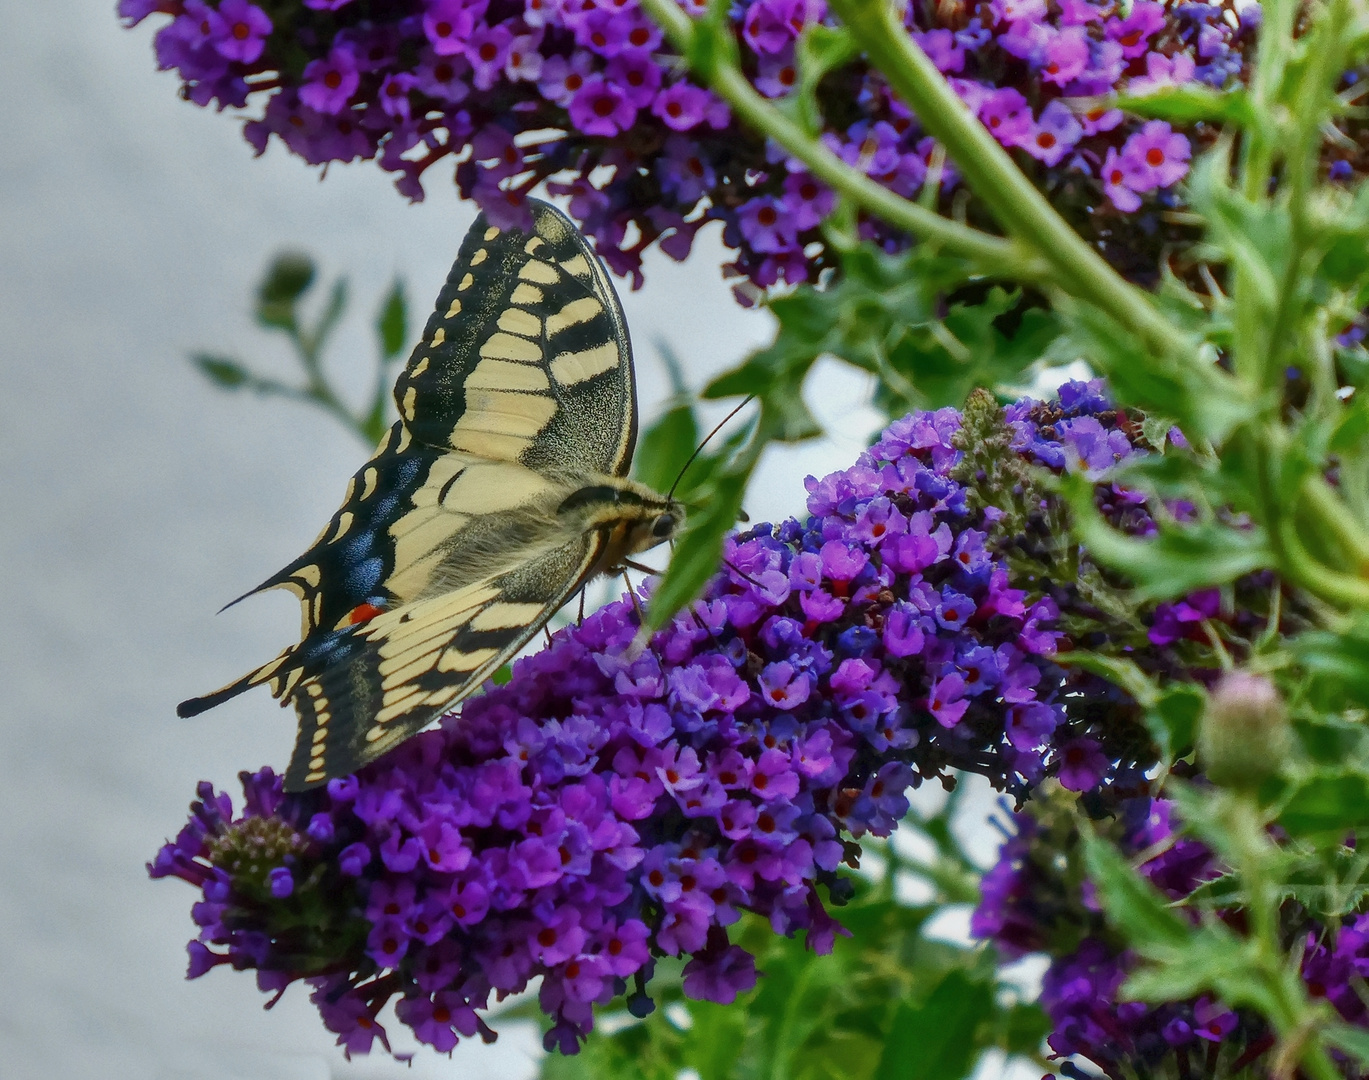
[180,200,684,791]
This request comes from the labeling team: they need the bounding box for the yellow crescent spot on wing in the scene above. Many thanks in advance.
[410,356,429,379]
[458,272,475,291]
[446,298,462,318]
[510,283,543,305]
[295,564,322,588]
[471,249,488,266]
[484,226,501,241]
[401,386,418,421]
[328,511,355,541]
[394,425,413,453]
[470,601,547,631]
[524,237,546,254]
[310,592,324,628]
[478,332,542,363]
[518,260,559,285]
[498,308,541,338]
[312,725,329,744]
[465,357,551,393]
[560,254,592,277]
[551,342,620,385]
[431,327,446,347]
[545,295,603,337]
[360,468,379,500]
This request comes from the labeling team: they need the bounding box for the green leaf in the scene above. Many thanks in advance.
[646,428,758,629]
[375,277,408,360]
[1150,684,1205,761]
[1294,617,1369,706]
[192,353,250,389]
[1057,471,1273,601]
[1062,300,1252,444]
[635,400,702,496]
[1114,85,1254,127]
[874,972,994,1080]
[1325,1022,1369,1066]
[1081,828,1191,951]
[785,23,860,135]
[305,278,349,357]
[1278,772,1369,836]
[256,251,315,330]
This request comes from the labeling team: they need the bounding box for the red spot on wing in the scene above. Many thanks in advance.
[348,603,386,625]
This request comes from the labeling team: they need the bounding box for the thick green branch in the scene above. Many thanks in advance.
[826,0,1193,365]
[638,0,1047,281]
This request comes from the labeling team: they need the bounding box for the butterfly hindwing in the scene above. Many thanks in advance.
[284,529,603,787]
[393,201,638,478]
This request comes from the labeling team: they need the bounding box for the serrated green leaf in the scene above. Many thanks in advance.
[1057,471,1273,601]
[647,435,757,629]
[192,353,250,389]
[375,277,408,360]
[1063,300,1252,443]
[1081,828,1192,950]
[635,401,702,496]
[874,971,993,1080]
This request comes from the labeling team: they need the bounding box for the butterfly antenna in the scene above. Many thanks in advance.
[667,395,756,501]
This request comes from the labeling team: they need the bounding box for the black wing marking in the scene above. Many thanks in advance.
[392,198,638,479]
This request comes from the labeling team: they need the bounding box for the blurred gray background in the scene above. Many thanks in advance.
[0,4,887,1077]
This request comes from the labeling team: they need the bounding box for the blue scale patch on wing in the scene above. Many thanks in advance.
[176,421,444,717]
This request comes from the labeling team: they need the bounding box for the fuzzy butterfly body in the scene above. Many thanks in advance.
[180,201,682,791]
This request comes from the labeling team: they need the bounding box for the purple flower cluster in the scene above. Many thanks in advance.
[118,0,1254,298]
[151,386,1171,1058]
[974,788,1369,1079]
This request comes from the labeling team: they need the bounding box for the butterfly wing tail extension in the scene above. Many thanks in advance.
[177,650,293,718]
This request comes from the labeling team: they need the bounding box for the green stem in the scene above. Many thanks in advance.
[638,0,1046,280]
[825,0,1191,365]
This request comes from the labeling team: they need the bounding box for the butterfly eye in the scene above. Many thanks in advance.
[652,513,676,538]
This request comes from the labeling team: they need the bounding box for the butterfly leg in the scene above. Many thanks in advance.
[621,558,662,577]
[722,558,766,589]
[621,570,647,628]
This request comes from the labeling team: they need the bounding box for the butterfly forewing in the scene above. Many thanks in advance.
[394,201,637,478]
[179,200,645,791]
